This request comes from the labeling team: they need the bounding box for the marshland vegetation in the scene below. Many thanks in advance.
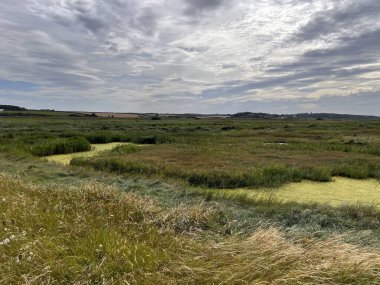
[1,112,380,283]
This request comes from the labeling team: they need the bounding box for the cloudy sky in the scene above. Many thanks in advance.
[1,0,380,114]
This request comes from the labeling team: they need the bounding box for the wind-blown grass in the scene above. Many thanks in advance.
[184,228,380,284]
[0,173,181,284]
[1,174,380,284]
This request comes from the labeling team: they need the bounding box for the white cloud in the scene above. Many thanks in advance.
[0,0,379,114]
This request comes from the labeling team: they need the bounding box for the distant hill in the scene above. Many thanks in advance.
[0,106,378,120]
[231,112,379,120]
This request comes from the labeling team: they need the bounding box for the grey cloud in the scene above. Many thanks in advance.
[263,28,380,92]
[200,62,378,100]
[186,0,225,10]
[304,29,380,59]
[129,7,158,36]
[184,0,226,15]
[296,0,380,41]
[1,0,380,114]
[77,14,106,34]
[177,45,209,53]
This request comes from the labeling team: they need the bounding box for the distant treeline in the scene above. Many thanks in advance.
[0,104,378,120]
[0,105,28,111]
[231,112,379,120]
[151,112,380,120]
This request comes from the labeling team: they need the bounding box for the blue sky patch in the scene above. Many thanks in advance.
[0,80,39,91]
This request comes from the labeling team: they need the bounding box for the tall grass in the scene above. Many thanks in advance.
[1,174,379,284]
[85,132,173,144]
[110,144,142,154]
[0,174,180,284]
[30,137,91,156]
[71,158,337,188]
[183,228,380,284]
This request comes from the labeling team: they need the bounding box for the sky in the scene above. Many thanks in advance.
[0,0,380,115]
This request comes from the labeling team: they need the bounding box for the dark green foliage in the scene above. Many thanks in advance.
[135,135,157,144]
[84,133,172,144]
[31,137,91,156]
[305,166,332,182]
[0,105,27,111]
[70,159,340,189]
[85,133,113,144]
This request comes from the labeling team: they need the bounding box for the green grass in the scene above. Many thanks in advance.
[1,173,380,284]
[0,174,182,283]
[71,157,380,189]
[195,177,380,208]
[110,144,142,155]
[1,114,380,283]
[31,137,91,156]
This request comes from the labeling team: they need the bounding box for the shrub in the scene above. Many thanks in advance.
[332,164,370,179]
[85,133,113,144]
[135,135,157,144]
[306,166,332,182]
[31,137,91,156]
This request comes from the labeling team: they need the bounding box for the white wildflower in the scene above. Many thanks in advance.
[0,238,10,245]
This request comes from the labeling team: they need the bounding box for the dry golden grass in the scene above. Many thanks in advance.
[1,173,380,284]
[0,173,180,284]
[159,202,218,234]
[184,228,380,284]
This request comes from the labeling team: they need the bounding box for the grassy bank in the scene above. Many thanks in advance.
[1,173,380,284]
[71,156,380,188]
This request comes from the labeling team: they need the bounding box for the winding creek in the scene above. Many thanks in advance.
[44,144,380,208]
[43,142,129,165]
[213,177,380,208]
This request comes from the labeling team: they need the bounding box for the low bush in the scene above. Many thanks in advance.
[31,137,91,156]
[305,166,332,182]
[85,132,173,144]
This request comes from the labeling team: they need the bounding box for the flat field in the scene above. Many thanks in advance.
[1,113,380,284]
